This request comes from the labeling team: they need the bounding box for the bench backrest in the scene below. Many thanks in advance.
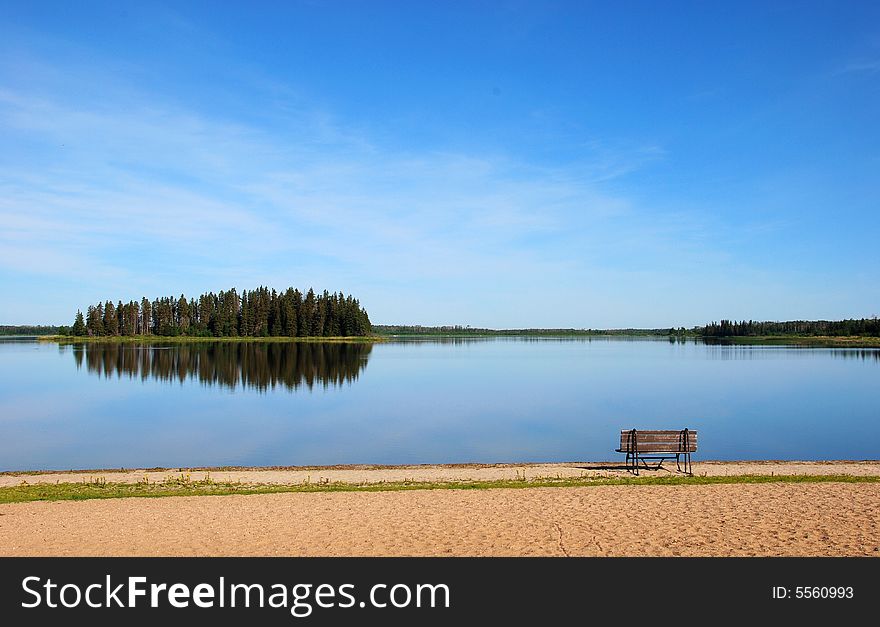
[620,429,697,453]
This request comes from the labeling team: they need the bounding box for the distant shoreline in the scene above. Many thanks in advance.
[27,333,880,347]
[38,334,385,344]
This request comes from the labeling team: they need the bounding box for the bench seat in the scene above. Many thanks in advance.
[617,429,696,475]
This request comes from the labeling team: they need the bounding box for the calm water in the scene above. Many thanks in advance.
[0,337,878,470]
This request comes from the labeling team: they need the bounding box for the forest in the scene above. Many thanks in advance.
[697,318,880,337]
[62,287,372,337]
[0,325,59,336]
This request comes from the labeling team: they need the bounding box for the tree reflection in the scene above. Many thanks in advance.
[73,342,373,391]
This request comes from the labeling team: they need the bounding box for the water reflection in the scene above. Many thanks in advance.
[698,342,880,361]
[394,335,880,359]
[386,335,673,345]
[2,336,878,470]
[831,348,880,362]
[70,342,373,391]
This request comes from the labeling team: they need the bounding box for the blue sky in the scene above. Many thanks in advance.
[1,1,878,327]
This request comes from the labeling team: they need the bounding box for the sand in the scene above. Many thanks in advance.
[2,481,879,557]
[3,460,879,488]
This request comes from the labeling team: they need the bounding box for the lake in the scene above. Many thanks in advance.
[0,337,878,471]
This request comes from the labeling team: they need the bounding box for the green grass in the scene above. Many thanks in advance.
[722,335,880,347]
[2,473,878,505]
[41,335,385,344]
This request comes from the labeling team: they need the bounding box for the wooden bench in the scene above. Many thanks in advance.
[616,429,696,475]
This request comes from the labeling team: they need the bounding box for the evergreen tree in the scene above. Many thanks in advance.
[72,310,87,336]
[240,291,252,336]
[103,301,119,335]
[71,286,374,337]
[300,289,316,337]
[122,301,138,336]
[198,294,214,335]
[281,288,297,337]
[140,298,152,335]
[270,289,282,336]
[177,295,191,333]
[116,300,125,335]
[87,303,104,336]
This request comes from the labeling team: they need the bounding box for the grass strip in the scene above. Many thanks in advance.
[725,335,880,347]
[2,473,879,505]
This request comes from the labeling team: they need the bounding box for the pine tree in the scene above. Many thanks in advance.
[87,303,105,336]
[103,301,119,335]
[301,289,316,337]
[270,290,282,336]
[140,298,152,335]
[282,288,297,337]
[71,285,373,338]
[116,300,125,335]
[177,295,191,333]
[72,310,87,336]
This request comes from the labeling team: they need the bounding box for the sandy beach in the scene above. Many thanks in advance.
[4,459,879,487]
[2,461,879,557]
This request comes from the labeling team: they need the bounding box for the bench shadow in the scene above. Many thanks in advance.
[574,465,631,471]
[574,464,681,473]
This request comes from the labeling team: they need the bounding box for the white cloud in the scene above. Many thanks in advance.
[836,58,880,75]
[2,50,761,326]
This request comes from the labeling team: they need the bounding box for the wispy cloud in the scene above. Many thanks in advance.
[835,58,880,75]
[0,47,757,327]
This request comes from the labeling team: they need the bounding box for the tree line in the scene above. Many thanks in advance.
[64,287,372,337]
[698,318,880,337]
[0,325,59,336]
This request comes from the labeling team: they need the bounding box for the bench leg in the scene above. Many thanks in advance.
[625,451,640,476]
[675,453,694,475]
